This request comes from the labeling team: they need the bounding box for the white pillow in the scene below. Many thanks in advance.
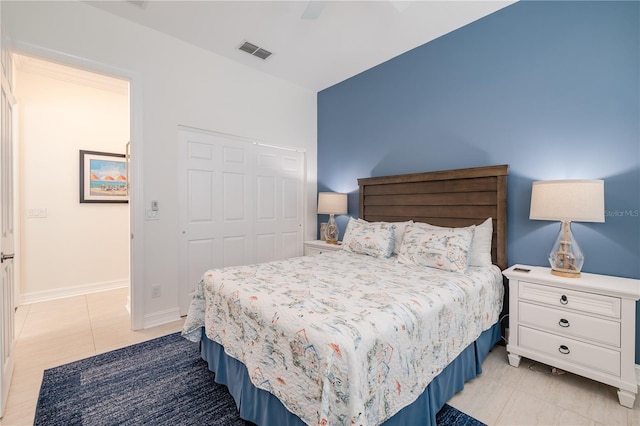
[398,223,474,272]
[468,218,492,267]
[352,218,412,255]
[412,218,493,267]
[342,217,395,258]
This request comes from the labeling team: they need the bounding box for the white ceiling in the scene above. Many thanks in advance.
[86,0,516,92]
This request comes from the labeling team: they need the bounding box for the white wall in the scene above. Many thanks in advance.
[16,57,130,302]
[2,1,318,327]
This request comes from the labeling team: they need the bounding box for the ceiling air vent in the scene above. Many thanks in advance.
[239,41,273,60]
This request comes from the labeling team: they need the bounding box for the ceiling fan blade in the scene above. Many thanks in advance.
[301,0,326,20]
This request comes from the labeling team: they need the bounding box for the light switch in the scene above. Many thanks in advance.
[27,208,47,218]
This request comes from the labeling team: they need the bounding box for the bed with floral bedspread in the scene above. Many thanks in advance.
[183,247,503,426]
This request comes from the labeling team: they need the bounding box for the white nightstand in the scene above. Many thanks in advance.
[304,240,342,256]
[503,264,640,408]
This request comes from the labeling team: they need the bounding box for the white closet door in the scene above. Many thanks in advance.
[178,128,303,315]
[220,139,255,267]
[254,145,304,263]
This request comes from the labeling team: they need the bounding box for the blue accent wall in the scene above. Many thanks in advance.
[318,1,640,359]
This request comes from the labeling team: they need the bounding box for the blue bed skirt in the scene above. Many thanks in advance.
[200,322,500,426]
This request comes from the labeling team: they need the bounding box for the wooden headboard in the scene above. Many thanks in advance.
[358,165,509,270]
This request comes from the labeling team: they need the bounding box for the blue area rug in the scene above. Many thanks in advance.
[35,332,485,425]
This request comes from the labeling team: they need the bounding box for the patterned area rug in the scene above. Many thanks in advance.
[34,332,485,426]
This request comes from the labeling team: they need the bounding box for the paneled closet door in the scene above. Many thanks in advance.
[254,144,304,263]
[178,128,304,316]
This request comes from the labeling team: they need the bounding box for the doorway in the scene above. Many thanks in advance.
[13,54,132,313]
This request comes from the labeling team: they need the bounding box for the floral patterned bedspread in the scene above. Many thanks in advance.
[182,251,503,426]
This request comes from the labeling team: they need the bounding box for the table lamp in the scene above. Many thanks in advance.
[529,179,604,277]
[317,192,347,244]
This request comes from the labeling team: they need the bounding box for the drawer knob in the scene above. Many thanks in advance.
[559,319,570,328]
[558,345,570,355]
[560,295,568,305]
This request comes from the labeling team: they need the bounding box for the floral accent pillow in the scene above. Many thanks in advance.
[342,217,395,258]
[397,223,474,271]
[350,218,412,255]
[412,218,492,267]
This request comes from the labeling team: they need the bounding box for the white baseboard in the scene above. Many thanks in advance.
[143,307,181,329]
[636,364,640,389]
[20,279,129,305]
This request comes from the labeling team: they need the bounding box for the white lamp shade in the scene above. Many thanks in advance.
[318,192,348,215]
[530,179,605,223]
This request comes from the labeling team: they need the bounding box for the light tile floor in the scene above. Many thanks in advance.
[1,288,639,425]
[0,287,185,426]
[449,344,640,425]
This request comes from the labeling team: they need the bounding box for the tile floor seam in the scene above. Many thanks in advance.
[83,295,99,354]
[492,387,517,426]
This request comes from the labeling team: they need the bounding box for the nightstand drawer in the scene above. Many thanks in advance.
[519,281,621,319]
[305,246,326,256]
[519,302,621,347]
[304,241,343,256]
[519,326,620,377]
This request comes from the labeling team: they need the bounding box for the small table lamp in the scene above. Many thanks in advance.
[529,179,604,278]
[317,192,347,244]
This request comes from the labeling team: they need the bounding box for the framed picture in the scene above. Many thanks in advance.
[79,150,128,203]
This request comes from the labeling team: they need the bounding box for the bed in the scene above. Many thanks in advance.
[182,164,509,426]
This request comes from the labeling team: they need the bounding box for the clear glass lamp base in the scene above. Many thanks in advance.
[549,221,584,278]
[325,214,339,244]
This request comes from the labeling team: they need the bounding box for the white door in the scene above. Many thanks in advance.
[0,45,16,418]
[254,144,304,262]
[178,128,304,315]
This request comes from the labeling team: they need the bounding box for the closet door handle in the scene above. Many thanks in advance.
[1,252,14,263]
[559,319,570,328]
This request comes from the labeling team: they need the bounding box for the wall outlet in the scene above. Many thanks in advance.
[151,285,161,298]
[145,209,159,220]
